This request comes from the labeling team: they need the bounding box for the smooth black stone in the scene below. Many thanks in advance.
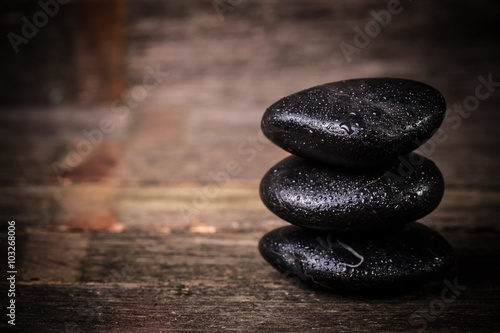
[260,153,444,232]
[259,223,454,293]
[261,78,446,168]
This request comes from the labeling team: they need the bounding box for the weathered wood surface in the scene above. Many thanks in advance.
[1,0,500,332]
[7,225,500,332]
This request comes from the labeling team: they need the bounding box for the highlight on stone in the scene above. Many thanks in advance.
[261,78,446,168]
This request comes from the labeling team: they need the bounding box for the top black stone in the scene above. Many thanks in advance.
[261,78,446,168]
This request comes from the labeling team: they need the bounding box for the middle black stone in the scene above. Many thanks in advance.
[260,153,444,232]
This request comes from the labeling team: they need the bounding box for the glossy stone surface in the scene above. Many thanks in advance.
[259,223,454,293]
[261,78,446,168]
[260,153,444,232]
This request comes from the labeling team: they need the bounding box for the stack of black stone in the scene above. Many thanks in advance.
[258,78,454,293]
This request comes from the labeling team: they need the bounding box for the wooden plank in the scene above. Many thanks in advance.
[49,185,123,232]
[12,230,500,332]
[12,283,497,332]
[18,229,90,284]
[113,186,500,232]
[2,184,499,232]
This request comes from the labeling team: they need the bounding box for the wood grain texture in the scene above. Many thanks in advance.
[1,0,499,332]
[10,230,500,332]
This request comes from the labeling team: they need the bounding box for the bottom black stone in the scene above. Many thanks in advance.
[259,223,454,293]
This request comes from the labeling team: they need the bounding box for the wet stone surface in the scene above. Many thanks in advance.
[261,78,446,168]
[260,153,445,232]
[258,223,454,293]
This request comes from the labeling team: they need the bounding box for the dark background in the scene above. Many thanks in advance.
[0,0,499,332]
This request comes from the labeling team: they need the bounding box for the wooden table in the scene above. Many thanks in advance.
[1,1,499,332]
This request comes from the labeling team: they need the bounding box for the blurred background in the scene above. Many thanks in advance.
[0,0,499,331]
[1,0,499,184]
